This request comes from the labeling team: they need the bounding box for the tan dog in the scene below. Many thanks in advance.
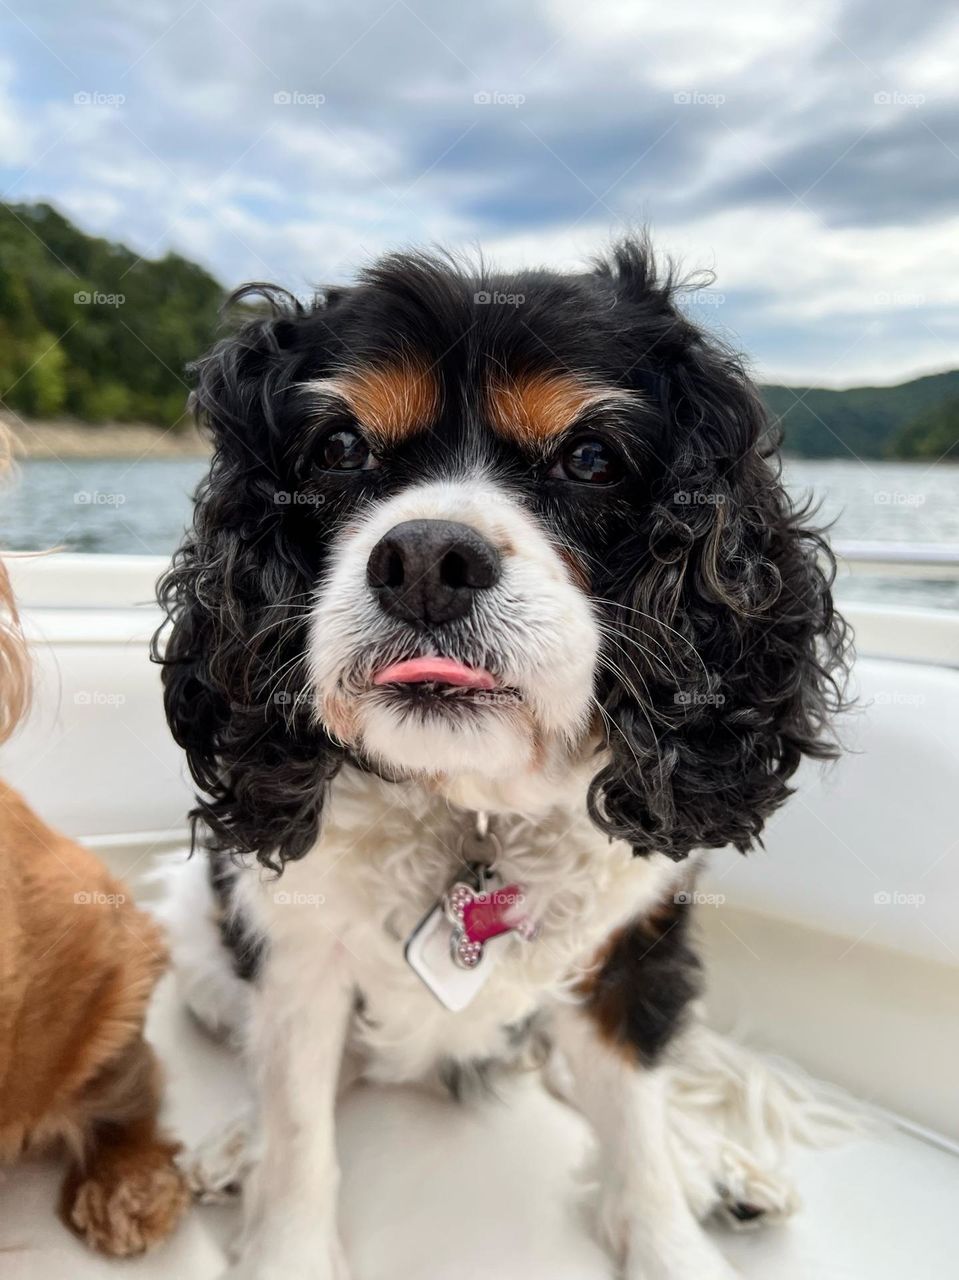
[0,459,187,1255]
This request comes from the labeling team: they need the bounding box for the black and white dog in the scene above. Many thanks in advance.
[157,241,847,1279]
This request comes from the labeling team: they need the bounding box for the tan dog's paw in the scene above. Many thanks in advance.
[64,1140,189,1256]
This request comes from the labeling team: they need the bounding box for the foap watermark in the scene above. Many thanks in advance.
[474,289,525,308]
[74,889,126,907]
[873,290,926,309]
[473,689,523,708]
[75,489,126,506]
[229,690,312,716]
[874,890,926,907]
[473,90,526,108]
[685,289,726,308]
[673,489,725,506]
[273,890,327,907]
[74,690,126,708]
[73,90,125,108]
[674,690,726,708]
[273,689,312,710]
[273,490,326,507]
[674,90,726,108]
[874,490,925,506]
[273,90,326,107]
[674,890,726,907]
[874,90,926,108]
[873,691,927,707]
[74,290,125,307]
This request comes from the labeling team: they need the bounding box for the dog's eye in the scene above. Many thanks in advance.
[314,426,378,472]
[549,437,624,485]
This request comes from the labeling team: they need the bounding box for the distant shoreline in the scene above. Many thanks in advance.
[5,417,210,459]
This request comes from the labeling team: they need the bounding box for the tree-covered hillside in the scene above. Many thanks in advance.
[0,201,223,425]
[893,396,959,461]
[761,371,959,460]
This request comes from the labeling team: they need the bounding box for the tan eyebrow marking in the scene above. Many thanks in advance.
[303,361,441,444]
[486,371,637,446]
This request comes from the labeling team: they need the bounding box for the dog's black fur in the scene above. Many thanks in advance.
[155,239,849,872]
[585,895,704,1065]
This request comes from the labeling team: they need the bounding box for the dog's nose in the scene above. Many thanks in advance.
[367,519,501,627]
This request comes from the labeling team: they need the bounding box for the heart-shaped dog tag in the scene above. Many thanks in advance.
[444,881,531,969]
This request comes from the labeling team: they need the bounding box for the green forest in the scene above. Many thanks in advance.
[0,202,222,426]
[0,200,956,460]
[762,373,959,461]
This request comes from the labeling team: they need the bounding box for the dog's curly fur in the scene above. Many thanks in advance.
[156,238,849,871]
[155,239,852,1280]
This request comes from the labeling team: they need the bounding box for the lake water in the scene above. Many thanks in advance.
[1,456,957,609]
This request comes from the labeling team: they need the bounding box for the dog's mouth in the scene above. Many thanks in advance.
[372,656,497,691]
[367,654,521,710]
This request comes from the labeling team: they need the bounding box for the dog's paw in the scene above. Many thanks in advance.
[188,1110,257,1204]
[714,1148,799,1231]
[64,1140,189,1256]
[672,1127,801,1228]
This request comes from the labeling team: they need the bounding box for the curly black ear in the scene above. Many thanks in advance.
[589,241,850,860]
[154,287,343,872]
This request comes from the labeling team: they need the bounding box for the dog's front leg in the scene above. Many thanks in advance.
[552,1004,737,1280]
[225,932,354,1280]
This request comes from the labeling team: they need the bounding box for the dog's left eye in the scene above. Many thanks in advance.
[313,426,379,473]
[549,437,624,485]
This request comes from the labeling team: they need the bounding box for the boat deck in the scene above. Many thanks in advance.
[2,975,956,1280]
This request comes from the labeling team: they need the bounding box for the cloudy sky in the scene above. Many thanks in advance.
[2,0,958,386]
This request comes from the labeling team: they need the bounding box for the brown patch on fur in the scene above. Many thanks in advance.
[487,371,627,446]
[0,781,186,1253]
[557,546,590,592]
[322,689,361,745]
[575,886,702,1065]
[321,361,441,445]
[576,926,626,1002]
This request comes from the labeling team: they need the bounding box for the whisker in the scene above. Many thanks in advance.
[594,620,677,682]
[244,607,314,653]
[593,652,668,778]
[588,594,710,682]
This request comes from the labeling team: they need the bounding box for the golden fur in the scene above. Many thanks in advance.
[328,360,441,445]
[0,783,188,1254]
[486,371,629,446]
[0,424,187,1255]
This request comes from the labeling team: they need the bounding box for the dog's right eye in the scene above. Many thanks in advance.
[312,426,379,473]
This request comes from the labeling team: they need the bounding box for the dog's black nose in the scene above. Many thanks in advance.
[367,519,501,627]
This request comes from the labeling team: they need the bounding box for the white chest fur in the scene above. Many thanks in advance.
[235,766,684,1085]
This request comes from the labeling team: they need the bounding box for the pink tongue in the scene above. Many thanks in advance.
[373,657,496,690]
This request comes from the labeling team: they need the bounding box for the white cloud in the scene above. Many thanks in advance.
[0,58,37,169]
[2,0,957,386]
[545,0,839,85]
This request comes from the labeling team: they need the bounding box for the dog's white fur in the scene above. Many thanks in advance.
[164,838,850,1280]
[308,476,600,792]
[164,475,818,1279]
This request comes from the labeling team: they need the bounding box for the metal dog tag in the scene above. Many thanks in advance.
[405,890,510,1012]
[405,815,518,1012]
